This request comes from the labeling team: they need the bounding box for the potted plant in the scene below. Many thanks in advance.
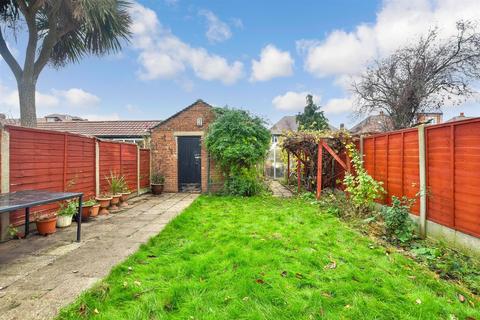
[95,194,112,215]
[151,173,165,195]
[107,171,126,211]
[120,187,131,207]
[80,199,99,221]
[36,212,57,236]
[57,201,76,228]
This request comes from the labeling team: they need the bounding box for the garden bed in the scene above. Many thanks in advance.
[57,195,479,319]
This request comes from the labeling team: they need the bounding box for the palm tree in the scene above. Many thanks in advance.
[0,0,131,127]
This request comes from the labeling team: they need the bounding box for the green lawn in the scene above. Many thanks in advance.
[58,196,479,319]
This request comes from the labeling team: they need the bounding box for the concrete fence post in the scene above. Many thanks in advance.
[0,128,10,241]
[418,125,427,239]
[95,139,100,196]
[137,146,141,195]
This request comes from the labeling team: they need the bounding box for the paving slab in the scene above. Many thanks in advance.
[0,193,198,320]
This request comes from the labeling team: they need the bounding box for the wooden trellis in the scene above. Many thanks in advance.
[281,131,351,198]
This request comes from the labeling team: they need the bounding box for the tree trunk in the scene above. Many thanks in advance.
[18,77,37,128]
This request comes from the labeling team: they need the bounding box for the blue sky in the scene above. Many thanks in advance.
[1,0,479,127]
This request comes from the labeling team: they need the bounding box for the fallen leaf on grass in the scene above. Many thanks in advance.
[280,271,287,277]
[93,308,99,314]
[147,254,157,258]
[324,259,337,270]
[458,294,466,303]
[122,281,128,288]
[255,279,265,284]
[295,273,303,279]
[242,296,249,301]
[134,280,141,286]
[416,299,422,304]
[344,304,351,309]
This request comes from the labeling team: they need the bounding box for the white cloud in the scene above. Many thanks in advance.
[298,0,480,79]
[199,10,232,43]
[231,18,244,29]
[54,88,100,107]
[324,97,354,115]
[272,91,320,111]
[250,45,294,82]
[129,2,244,85]
[0,83,101,118]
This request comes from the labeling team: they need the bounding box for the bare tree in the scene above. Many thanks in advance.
[0,0,131,127]
[353,21,480,129]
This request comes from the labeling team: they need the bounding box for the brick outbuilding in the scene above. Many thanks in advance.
[150,100,223,193]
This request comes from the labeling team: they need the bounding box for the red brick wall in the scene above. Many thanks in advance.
[150,100,222,192]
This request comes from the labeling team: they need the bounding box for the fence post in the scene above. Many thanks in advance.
[137,146,141,195]
[95,139,100,196]
[316,141,323,199]
[0,128,10,241]
[418,125,427,239]
[359,135,364,161]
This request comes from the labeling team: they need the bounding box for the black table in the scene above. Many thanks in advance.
[0,190,83,242]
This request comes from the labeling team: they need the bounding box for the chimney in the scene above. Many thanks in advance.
[340,123,345,130]
[379,111,384,115]
[460,112,465,117]
[0,113,6,120]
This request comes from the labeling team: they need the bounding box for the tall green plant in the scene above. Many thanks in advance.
[106,171,126,195]
[382,196,416,244]
[343,143,385,215]
[205,108,271,196]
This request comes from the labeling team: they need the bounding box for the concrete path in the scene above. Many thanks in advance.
[0,193,198,320]
[269,180,293,198]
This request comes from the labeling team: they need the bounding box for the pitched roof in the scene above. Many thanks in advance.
[152,99,213,130]
[36,120,161,137]
[349,113,394,135]
[446,112,473,123]
[270,115,337,134]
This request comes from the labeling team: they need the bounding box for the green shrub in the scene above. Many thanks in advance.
[343,143,385,216]
[224,167,265,196]
[58,201,77,217]
[381,196,415,244]
[205,108,271,196]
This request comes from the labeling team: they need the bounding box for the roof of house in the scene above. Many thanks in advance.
[349,113,394,135]
[152,99,213,130]
[270,116,337,135]
[446,112,473,123]
[36,120,161,137]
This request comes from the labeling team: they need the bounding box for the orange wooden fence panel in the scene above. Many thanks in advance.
[3,126,151,228]
[139,149,150,188]
[362,118,480,238]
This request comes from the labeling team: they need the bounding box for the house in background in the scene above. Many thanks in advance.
[0,113,160,147]
[37,120,161,147]
[349,111,444,135]
[446,112,473,123]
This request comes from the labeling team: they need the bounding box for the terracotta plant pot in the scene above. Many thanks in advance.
[110,195,121,211]
[56,215,73,228]
[120,192,131,207]
[96,197,112,215]
[81,204,93,221]
[90,204,100,217]
[36,217,57,236]
[151,184,164,195]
